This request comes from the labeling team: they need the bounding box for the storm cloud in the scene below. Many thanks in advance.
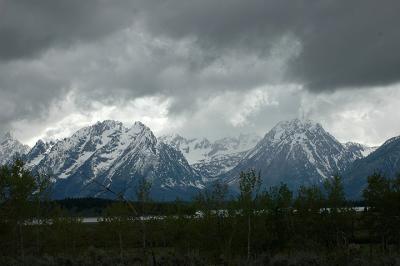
[1,0,400,145]
[136,0,400,91]
[0,0,137,61]
[3,0,400,89]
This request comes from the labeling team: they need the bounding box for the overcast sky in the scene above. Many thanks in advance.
[1,0,400,146]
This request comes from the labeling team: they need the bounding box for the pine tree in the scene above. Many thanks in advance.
[238,170,261,261]
[0,159,50,259]
[323,175,352,248]
[363,173,389,252]
[135,177,152,258]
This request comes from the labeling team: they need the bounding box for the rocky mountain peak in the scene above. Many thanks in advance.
[96,119,123,127]
[130,121,153,135]
[0,132,30,165]
[90,120,124,133]
[30,139,47,152]
[128,121,157,147]
[279,118,320,130]
[267,118,324,142]
[131,121,147,129]
[23,120,202,200]
[223,118,359,188]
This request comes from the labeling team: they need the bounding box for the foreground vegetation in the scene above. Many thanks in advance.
[1,160,400,265]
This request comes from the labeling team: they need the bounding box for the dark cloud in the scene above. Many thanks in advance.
[0,0,137,61]
[2,1,399,91]
[0,59,69,134]
[1,0,400,143]
[136,0,400,91]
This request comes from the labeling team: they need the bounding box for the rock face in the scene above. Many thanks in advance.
[345,136,400,199]
[0,132,30,166]
[25,121,203,200]
[159,133,260,177]
[221,119,366,191]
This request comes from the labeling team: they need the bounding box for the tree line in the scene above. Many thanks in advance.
[1,160,400,265]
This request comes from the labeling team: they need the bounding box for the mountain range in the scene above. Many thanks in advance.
[220,119,376,194]
[1,118,398,200]
[25,121,203,200]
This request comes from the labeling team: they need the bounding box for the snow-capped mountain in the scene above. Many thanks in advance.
[1,118,390,201]
[222,119,368,190]
[343,142,377,158]
[26,120,203,200]
[0,132,30,166]
[159,133,261,177]
[345,135,400,198]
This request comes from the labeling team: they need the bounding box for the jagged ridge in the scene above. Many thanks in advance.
[222,118,369,190]
[0,119,390,200]
[26,121,203,200]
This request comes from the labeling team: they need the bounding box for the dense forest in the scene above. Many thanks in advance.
[1,160,400,265]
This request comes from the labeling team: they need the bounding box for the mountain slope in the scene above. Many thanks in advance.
[27,121,203,200]
[222,119,363,190]
[25,139,55,168]
[345,136,400,198]
[159,133,260,177]
[0,132,30,166]
[343,142,377,158]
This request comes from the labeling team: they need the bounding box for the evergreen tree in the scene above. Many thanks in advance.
[0,159,50,259]
[238,170,262,261]
[324,175,345,210]
[363,173,400,252]
[323,175,353,248]
[294,185,324,249]
[135,177,153,257]
[262,184,294,251]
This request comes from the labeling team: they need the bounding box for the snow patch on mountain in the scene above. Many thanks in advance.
[343,142,377,158]
[159,133,261,176]
[25,139,55,167]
